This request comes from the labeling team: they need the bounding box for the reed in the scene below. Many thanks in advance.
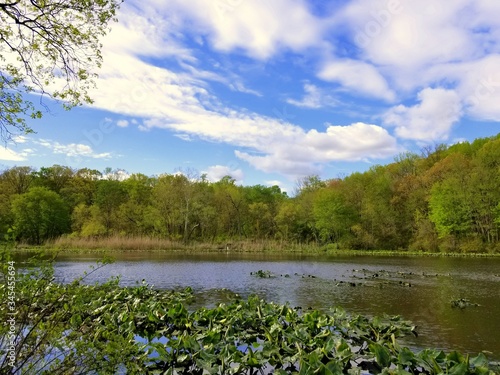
[48,236,319,253]
[27,236,500,257]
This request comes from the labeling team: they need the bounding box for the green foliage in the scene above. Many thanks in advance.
[34,165,75,194]
[313,186,355,246]
[95,179,127,234]
[0,0,122,140]
[429,178,473,239]
[1,133,500,253]
[11,187,70,244]
[0,166,36,195]
[1,253,497,374]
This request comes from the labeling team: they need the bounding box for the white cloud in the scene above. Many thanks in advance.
[82,2,401,180]
[265,180,291,195]
[336,0,500,96]
[12,136,28,144]
[287,83,340,109]
[454,55,500,121]
[383,88,463,141]
[229,81,262,97]
[236,122,398,178]
[318,59,395,101]
[265,180,283,187]
[91,51,211,120]
[147,115,396,179]
[36,139,112,159]
[174,133,194,142]
[103,169,130,181]
[102,2,195,61]
[163,0,325,60]
[0,147,27,161]
[236,152,321,178]
[179,62,262,97]
[116,120,129,128]
[342,0,477,68]
[84,0,500,179]
[409,56,500,121]
[203,165,244,183]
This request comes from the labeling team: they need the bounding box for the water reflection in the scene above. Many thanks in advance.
[17,251,500,360]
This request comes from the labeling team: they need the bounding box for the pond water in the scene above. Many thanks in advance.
[32,252,500,360]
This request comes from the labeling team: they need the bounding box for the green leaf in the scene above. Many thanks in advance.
[447,350,466,364]
[448,362,468,375]
[369,343,392,368]
[70,314,82,326]
[470,353,489,368]
[398,347,416,366]
[324,360,343,375]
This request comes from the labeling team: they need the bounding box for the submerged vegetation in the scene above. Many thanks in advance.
[1,134,500,254]
[450,298,481,309]
[1,251,499,374]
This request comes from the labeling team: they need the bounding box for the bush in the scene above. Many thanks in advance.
[459,235,486,253]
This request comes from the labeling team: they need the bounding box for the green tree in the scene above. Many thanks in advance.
[278,192,317,243]
[11,187,70,244]
[426,153,482,251]
[243,184,286,238]
[34,164,74,194]
[213,176,246,240]
[313,183,355,246]
[429,179,472,236]
[150,174,181,239]
[294,174,326,196]
[95,179,127,234]
[175,170,199,243]
[117,173,154,236]
[148,173,193,240]
[0,0,122,140]
[429,177,473,251]
[0,166,36,195]
[467,139,500,244]
[72,203,107,237]
[60,167,101,207]
[0,188,13,238]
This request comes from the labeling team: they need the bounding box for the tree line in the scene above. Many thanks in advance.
[1,134,499,252]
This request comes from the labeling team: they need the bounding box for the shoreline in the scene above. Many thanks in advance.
[7,237,500,258]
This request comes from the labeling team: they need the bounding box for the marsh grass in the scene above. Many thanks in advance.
[10,235,499,257]
[47,236,317,254]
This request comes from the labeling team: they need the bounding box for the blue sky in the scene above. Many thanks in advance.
[2,0,500,193]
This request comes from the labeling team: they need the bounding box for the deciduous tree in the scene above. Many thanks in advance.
[11,187,70,244]
[0,0,122,140]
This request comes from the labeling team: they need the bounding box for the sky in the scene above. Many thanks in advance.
[2,0,500,193]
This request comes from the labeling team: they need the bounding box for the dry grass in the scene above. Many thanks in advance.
[48,236,321,254]
[52,236,180,251]
[16,236,499,257]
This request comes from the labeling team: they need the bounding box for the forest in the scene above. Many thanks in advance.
[1,134,499,253]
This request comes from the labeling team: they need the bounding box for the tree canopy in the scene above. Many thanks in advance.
[1,134,500,252]
[0,0,122,141]
[11,186,70,244]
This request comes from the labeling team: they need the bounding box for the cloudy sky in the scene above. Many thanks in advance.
[2,0,500,191]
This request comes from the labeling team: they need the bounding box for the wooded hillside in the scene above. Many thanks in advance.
[1,134,499,253]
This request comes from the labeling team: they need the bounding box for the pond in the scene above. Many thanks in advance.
[38,252,500,360]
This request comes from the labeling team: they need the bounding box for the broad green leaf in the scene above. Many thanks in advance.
[369,343,392,368]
